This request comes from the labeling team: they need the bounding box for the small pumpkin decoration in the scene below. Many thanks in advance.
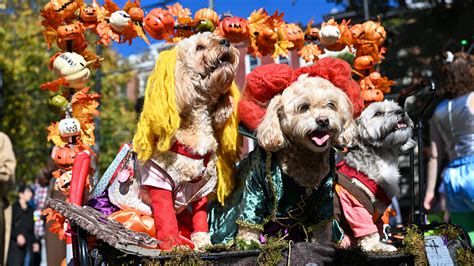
[194,8,219,26]
[144,8,175,40]
[219,16,249,43]
[52,52,91,89]
[58,118,81,137]
[354,55,375,70]
[362,20,386,47]
[109,10,131,32]
[350,23,364,41]
[319,24,340,46]
[54,146,77,170]
[361,89,384,104]
[55,170,72,196]
[281,23,304,50]
[57,24,83,41]
[128,7,144,22]
[80,4,98,23]
[257,27,278,48]
[45,0,79,19]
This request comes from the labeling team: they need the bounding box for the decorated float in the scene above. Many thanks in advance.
[37,0,472,265]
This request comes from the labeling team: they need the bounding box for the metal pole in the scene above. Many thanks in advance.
[209,0,214,10]
[409,148,415,224]
[93,45,103,182]
[363,0,370,20]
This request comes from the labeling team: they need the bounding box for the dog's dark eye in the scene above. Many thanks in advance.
[196,45,205,51]
[374,111,384,117]
[327,102,336,110]
[297,103,310,113]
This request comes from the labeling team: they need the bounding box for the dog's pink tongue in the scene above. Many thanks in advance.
[312,134,330,146]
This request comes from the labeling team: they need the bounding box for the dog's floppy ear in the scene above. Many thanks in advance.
[256,95,286,151]
[337,95,357,147]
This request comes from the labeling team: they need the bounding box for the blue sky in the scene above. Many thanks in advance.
[113,0,341,56]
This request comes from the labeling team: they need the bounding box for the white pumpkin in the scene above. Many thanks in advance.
[58,118,81,137]
[53,52,90,89]
[109,10,131,32]
[319,25,340,46]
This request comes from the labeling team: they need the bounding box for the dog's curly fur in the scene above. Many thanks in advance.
[238,75,356,242]
[151,33,239,184]
[342,100,415,252]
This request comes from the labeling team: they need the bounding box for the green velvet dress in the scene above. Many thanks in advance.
[209,146,335,244]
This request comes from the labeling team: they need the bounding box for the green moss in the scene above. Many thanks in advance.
[456,247,474,265]
[437,224,461,242]
[257,236,288,266]
[402,225,428,266]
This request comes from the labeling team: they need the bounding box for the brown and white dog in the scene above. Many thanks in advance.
[335,100,415,252]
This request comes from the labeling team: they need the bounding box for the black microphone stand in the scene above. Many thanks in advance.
[397,80,436,226]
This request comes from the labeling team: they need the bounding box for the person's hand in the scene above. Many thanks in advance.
[17,234,26,247]
[33,243,40,253]
[424,191,435,211]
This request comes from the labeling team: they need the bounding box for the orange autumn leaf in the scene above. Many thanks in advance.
[248,8,269,26]
[264,10,285,30]
[40,77,69,92]
[42,26,58,49]
[123,0,140,13]
[72,88,100,124]
[134,23,150,45]
[80,121,96,146]
[42,208,67,241]
[119,22,138,45]
[273,39,293,59]
[167,3,191,18]
[47,122,68,147]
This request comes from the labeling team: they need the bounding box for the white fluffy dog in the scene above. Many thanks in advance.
[237,74,356,243]
[335,100,415,252]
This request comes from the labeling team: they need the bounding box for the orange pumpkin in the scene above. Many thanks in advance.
[128,7,144,22]
[362,21,386,46]
[219,16,249,43]
[361,89,384,103]
[80,4,98,23]
[46,0,79,18]
[55,170,72,196]
[282,23,304,50]
[350,23,364,42]
[354,55,375,70]
[144,8,175,40]
[54,146,77,170]
[257,27,278,48]
[194,8,219,26]
[57,24,83,41]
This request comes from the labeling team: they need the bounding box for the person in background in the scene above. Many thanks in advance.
[0,132,16,265]
[32,171,50,266]
[424,51,474,242]
[7,185,39,266]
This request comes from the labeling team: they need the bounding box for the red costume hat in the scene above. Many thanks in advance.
[238,57,364,131]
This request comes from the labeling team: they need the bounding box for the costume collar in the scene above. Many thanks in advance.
[336,160,391,206]
[169,141,212,167]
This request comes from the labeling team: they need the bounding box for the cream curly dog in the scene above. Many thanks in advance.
[237,74,356,243]
[110,32,240,250]
[335,100,415,252]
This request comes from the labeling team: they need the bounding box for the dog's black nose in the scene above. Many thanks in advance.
[316,117,329,127]
[395,109,405,117]
[219,38,231,47]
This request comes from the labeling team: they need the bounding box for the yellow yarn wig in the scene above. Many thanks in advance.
[133,48,241,205]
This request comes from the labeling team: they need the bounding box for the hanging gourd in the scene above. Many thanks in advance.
[52,52,91,89]
[109,10,131,32]
[280,23,305,50]
[54,146,77,170]
[219,16,249,43]
[144,8,175,40]
[58,118,81,138]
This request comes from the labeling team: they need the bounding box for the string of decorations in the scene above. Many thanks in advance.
[38,0,395,239]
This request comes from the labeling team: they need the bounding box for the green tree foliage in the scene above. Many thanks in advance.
[0,2,137,184]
